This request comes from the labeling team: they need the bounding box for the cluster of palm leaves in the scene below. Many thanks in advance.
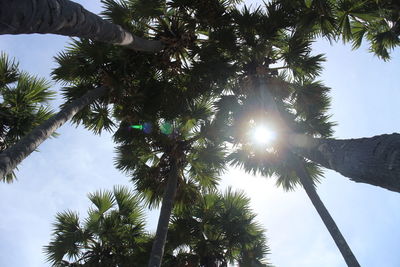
[335,0,400,60]
[45,186,152,266]
[247,0,400,60]
[45,186,271,267]
[113,97,226,207]
[1,0,400,266]
[165,188,270,267]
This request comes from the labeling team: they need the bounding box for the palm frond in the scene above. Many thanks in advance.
[0,51,19,87]
[44,211,85,265]
[88,190,115,215]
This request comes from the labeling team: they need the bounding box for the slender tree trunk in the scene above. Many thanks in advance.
[0,86,108,180]
[0,0,163,52]
[259,79,360,266]
[290,133,400,193]
[148,160,178,267]
[294,159,360,267]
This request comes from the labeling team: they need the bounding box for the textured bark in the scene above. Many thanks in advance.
[290,133,400,193]
[0,86,108,179]
[262,77,400,192]
[295,160,360,267]
[148,161,178,267]
[0,0,163,52]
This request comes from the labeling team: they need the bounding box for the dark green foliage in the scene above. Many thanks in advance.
[165,188,272,267]
[264,0,400,59]
[291,79,336,137]
[53,0,337,138]
[45,187,272,266]
[113,95,226,209]
[44,186,151,266]
[0,52,55,182]
[334,0,400,60]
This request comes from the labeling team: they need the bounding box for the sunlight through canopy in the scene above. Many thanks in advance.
[252,125,276,145]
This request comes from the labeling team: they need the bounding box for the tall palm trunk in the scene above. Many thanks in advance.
[0,0,163,52]
[148,160,178,267]
[293,158,360,267]
[259,79,360,266]
[0,86,108,180]
[290,133,400,193]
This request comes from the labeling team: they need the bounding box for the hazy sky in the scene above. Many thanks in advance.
[1,1,399,267]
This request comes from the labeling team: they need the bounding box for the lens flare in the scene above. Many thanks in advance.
[160,122,173,135]
[130,125,143,130]
[252,125,276,145]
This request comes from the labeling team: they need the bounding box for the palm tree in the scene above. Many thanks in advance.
[102,2,243,260]
[227,86,360,266]
[164,188,272,267]
[230,80,360,266]
[0,0,163,52]
[0,85,108,180]
[210,8,360,264]
[44,186,151,266]
[114,96,226,267]
[0,52,55,182]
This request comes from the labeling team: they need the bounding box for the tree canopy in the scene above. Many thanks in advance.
[45,186,271,267]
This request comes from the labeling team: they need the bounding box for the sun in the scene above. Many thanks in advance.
[252,125,276,145]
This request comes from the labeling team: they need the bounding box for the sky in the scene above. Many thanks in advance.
[0,1,400,267]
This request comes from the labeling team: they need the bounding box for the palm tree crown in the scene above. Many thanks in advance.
[0,52,55,182]
[165,188,272,267]
[44,186,151,266]
[114,96,226,210]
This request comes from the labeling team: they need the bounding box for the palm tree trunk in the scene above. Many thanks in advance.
[0,86,108,180]
[294,159,360,267]
[290,133,400,193]
[0,0,163,52]
[259,79,360,265]
[148,160,178,267]
[261,78,400,193]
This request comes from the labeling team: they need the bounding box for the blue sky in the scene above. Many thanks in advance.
[0,1,400,266]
